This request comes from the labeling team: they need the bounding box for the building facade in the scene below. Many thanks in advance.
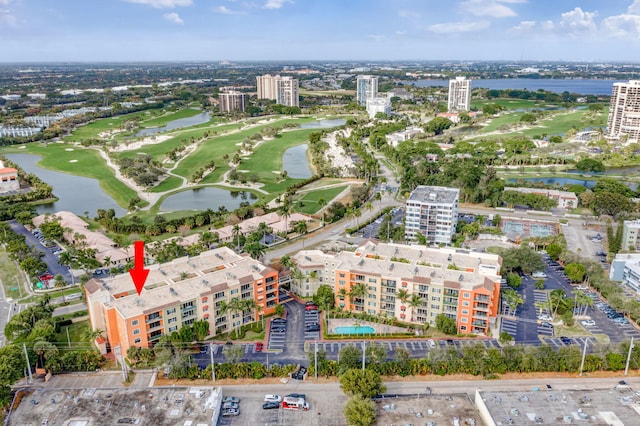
[256,74,299,107]
[85,247,279,355]
[622,220,640,252]
[218,91,246,112]
[0,167,19,193]
[366,96,391,119]
[293,241,502,335]
[405,185,460,244]
[447,76,471,112]
[607,80,640,144]
[356,75,378,106]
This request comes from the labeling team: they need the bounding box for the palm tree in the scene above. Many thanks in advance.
[501,288,524,316]
[278,202,292,236]
[574,291,593,316]
[241,299,260,324]
[408,294,422,322]
[244,241,266,260]
[348,282,368,308]
[33,340,59,369]
[294,220,307,235]
[232,224,242,250]
[318,197,327,226]
[549,289,567,318]
[396,288,409,306]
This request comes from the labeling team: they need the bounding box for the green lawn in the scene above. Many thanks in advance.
[1,142,141,208]
[478,108,608,137]
[0,250,25,300]
[150,176,183,193]
[471,98,548,110]
[54,320,90,351]
[295,185,349,214]
[138,107,202,128]
[64,109,164,141]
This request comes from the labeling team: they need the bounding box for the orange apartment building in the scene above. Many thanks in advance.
[85,247,278,355]
[293,241,501,335]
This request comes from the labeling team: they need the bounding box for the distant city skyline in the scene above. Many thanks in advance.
[1,0,640,62]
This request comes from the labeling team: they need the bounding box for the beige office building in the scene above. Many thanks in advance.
[447,76,471,112]
[218,91,246,112]
[607,80,640,144]
[256,74,279,100]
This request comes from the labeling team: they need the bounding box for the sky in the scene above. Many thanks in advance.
[1,0,640,62]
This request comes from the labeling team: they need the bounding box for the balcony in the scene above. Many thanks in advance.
[473,311,488,318]
[474,303,489,311]
[472,320,487,328]
[146,321,162,330]
[475,295,490,302]
[443,298,458,307]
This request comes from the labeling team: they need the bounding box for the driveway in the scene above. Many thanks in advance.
[8,220,72,284]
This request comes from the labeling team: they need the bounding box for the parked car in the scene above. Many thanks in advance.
[559,336,572,345]
[305,304,319,311]
[540,322,554,329]
[271,328,286,333]
[305,323,320,332]
[223,402,239,410]
[538,315,552,322]
[222,397,240,404]
[305,301,316,306]
[581,320,596,327]
[255,342,264,352]
[222,408,240,417]
[272,318,287,324]
[285,393,306,399]
[532,271,547,278]
[262,401,279,410]
[576,285,589,290]
[428,339,436,349]
[264,394,283,403]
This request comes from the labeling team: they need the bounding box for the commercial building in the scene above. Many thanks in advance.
[447,76,472,112]
[475,386,640,426]
[622,220,640,251]
[503,187,578,209]
[610,253,640,294]
[218,90,246,112]
[0,167,19,193]
[607,80,640,144]
[405,185,460,244]
[84,247,279,355]
[366,96,391,119]
[293,241,502,335]
[256,74,299,107]
[356,75,378,106]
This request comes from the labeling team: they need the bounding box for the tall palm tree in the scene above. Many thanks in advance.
[502,288,524,316]
[574,292,593,316]
[244,241,266,260]
[549,289,567,318]
[278,202,292,236]
[396,289,409,306]
[232,224,242,251]
[408,294,422,322]
[318,198,327,226]
[348,282,368,308]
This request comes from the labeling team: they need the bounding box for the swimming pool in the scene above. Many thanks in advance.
[333,325,376,335]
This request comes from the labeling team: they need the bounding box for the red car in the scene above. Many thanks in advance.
[255,342,264,352]
[40,273,54,281]
[305,304,318,311]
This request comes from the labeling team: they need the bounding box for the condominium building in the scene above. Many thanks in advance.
[218,91,246,113]
[0,167,18,193]
[405,185,460,244]
[276,76,299,107]
[84,247,279,355]
[622,220,640,251]
[256,74,299,107]
[447,76,471,112]
[607,80,640,144]
[366,96,391,119]
[356,75,378,106]
[503,187,578,209]
[293,241,502,335]
[610,253,640,294]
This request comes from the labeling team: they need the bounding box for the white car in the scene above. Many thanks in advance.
[532,272,547,278]
[576,285,589,290]
[428,339,436,349]
[581,320,596,327]
[264,394,283,403]
[538,315,552,322]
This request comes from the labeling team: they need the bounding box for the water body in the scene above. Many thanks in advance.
[411,78,620,95]
[160,187,257,212]
[5,153,126,217]
[135,111,211,137]
[298,118,346,129]
[282,144,312,179]
[332,325,376,335]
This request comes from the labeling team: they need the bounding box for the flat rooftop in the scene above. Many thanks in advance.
[408,185,460,205]
[477,387,640,425]
[8,386,221,426]
[375,393,482,426]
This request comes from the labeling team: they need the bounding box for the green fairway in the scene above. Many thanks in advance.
[138,107,202,128]
[150,175,183,193]
[471,98,548,110]
[1,142,141,208]
[64,109,164,141]
[295,185,349,214]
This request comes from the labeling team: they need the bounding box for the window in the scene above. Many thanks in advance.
[368,278,377,283]
[230,289,239,295]
[168,326,178,332]
[463,292,470,298]
[202,297,208,303]
[168,317,177,324]
[339,273,345,278]
[461,318,468,323]
[134,338,141,344]
[133,329,140,335]
[131,320,139,326]
[462,301,470,307]
[460,325,467,331]
[339,280,345,285]
[166,308,176,315]
[431,296,440,302]
[215,291,225,299]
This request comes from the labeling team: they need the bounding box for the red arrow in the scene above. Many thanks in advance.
[129,241,149,296]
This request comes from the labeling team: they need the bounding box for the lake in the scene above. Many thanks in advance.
[282,144,312,179]
[135,111,211,137]
[411,78,620,95]
[5,153,126,217]
[298,118,346,129]
[160,187,257,212]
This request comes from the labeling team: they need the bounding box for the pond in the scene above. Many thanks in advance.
[282,144,312,179]
[160,187,257,212]
[135,111,211,137]
[5,153,127,217]
[298,118,346,129]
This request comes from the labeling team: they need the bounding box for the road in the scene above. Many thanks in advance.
[52,302,88,318]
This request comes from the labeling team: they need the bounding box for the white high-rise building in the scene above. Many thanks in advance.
[356,75,378,106]
[218,91,246,112]
[607,80,640,144]
[256,74,279,100]
[447,76,471,112]
[405,185,460,244]
[276,76,299,107]
[366,97,391,119]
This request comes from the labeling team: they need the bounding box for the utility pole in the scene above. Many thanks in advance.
[66,327,71,348]
[361,341,366,373]
[625,337,634,376]
[579,337,588,376]
[209,343,215,382]
[23,343,32,383]
[314,341,318,380]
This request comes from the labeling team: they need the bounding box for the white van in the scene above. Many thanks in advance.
[264,394,282,403]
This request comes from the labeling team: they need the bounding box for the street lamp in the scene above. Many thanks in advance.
[14,276,22,298]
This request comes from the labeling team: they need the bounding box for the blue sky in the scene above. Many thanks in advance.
[1,0,640,62]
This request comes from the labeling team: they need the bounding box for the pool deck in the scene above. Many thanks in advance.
[328,318,408,335]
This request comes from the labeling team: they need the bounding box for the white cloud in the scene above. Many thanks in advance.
[0,0,13,6]
[602,1,640,37]
[163,12,183,24]
[629,0,640,15]
[263,0,292,10]
[559,7,598,34]
[0,8,16,26]
[511,20,535,32]
[429,20,491,33]
[398,10,421,19]
[461,0,522,18]
[123,0,192,9]
[213,5,245,15]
